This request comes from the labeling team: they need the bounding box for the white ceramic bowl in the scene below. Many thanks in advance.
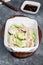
[4,16,39,52]
[21,1,41,14]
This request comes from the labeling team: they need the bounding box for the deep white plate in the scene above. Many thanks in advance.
[4,16,39,52]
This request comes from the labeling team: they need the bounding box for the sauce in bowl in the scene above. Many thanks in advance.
[24,4,37,12]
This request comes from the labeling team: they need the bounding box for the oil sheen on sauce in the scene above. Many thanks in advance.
[24,4,37,12]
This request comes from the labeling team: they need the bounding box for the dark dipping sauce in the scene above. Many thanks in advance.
[24,4,37,12]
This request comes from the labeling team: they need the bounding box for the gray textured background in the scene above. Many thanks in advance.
[0,0,43,65]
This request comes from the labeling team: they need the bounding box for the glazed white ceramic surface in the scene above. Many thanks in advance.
[3,0,11,2]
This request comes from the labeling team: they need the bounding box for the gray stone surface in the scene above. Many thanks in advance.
[0,0,43,65]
